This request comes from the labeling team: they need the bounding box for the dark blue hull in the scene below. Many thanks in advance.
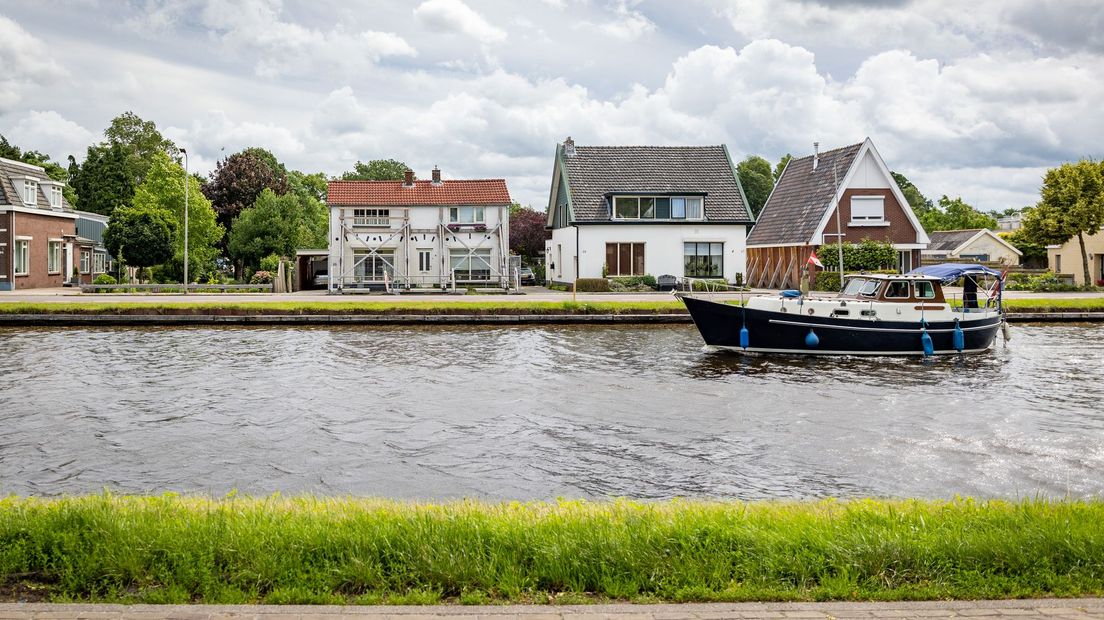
[681,296,1002,356]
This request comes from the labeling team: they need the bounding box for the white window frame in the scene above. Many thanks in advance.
[47,240,62,274]
[449,206,485,224]
[884,280,911,299]
[353,208,389,227]
[850,196,886,225]
[49,185,63,209]
[23,180,38,206]
[15,239,30,275]
[914,281,936,299]
[613,195,705,220]
[418,249,432,272]
[94,252,107,274]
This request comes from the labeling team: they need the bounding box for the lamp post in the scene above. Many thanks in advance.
[180,148,189,295]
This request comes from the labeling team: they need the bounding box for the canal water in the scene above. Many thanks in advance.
[1,324,1102,500]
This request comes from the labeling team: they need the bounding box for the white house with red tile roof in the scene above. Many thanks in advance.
[325,167,513,293]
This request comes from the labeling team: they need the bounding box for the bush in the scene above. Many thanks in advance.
[1004,271,1079,292]
[259,254,282,273]
[93,274,117,285]
[691,279,729,291]
[574,278,610,292]
[819,239,897,271]
[609,275,657,289]
[250,270,275,285]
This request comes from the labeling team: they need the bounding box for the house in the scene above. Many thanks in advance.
[1047,231,1104,286]
[544,138,755,285]
[325,167,512,292]
[74,210,115,284]
[745,138,929,289]
[0,157,79,290]
[922,229,1021,265]
[997,212,1024,232]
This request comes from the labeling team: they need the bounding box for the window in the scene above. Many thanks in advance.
[605,242,645,276]
[418,250,431,272]
[450,249,492,281]
[613,195,704,220]
[842,278,867,296]
[48,185,63,209]
[914,281,936,299]
[684,242,723,277]
[897,250,912,274]
[449,206,484,224]
[859,280,880,297]
[885,280,910,298]
[353,209,389,227]
[15,240,29,275]
[850,196,885,223]
[80,251,91,274]
[1056,255,1062,273]
[22,180,38,206]
[94,252,107,274]
[353,252,394,281]
[48,241,61,273]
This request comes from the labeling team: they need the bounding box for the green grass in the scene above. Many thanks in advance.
[1000,298,1104,312]
[2,495,1102,604]
[0,300,687,315]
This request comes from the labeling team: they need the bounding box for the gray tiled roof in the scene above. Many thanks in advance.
[746,142,862,246]
[560,145,753,222]
[0,157,73,212]
[926,229,983,252]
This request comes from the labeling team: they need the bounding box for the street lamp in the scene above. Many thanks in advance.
[180,148,189,295]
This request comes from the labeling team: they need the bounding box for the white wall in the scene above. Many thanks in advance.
[563,223,747,282]
[847,150,892,189]
[548,226,578,282]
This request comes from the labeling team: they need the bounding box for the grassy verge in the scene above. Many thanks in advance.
[2,495,1102,604]
[1000,298,1104,312]
[0,300,687,316]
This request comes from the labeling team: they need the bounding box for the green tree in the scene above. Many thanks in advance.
[1002,225,1048,268]
[104,111,179,183]
[228,189,327,271]
[288,170,328,202]
[133,152,223,280]
[736,155,774,217]
[1023,160,1104,286]
[102,205,175,275]
[69,143,135,216]
[773,153,793,181]
[918,196,998,232]
[891,171,933,217]
[202,148,291,235]
[341,159,411,181]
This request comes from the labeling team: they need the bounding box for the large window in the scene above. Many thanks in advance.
[418,250,432,272]
[353,209,389,227]
[353,252,394,281]
[850,196,885,223]
[605,242,645,276]
[80,251,91,274]
[684,242,723,278]
[613,196,703,220]
[48,241,62,273]
[450,249,492,281]
[449,206,485,224]
[22,180,38,206]
[48,185,63,209]
[15,240,29,275]
[94,252,107,274]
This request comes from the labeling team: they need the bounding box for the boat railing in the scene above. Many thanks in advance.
[945,292,1002,315]
[677,277,752,303]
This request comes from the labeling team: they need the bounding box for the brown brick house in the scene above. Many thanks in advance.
[745,138,929,289]
[0,157,79,290]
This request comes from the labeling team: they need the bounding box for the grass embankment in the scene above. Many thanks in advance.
[2,496,1102,605]
[1000,298,1104,312]
[0,300,687,316]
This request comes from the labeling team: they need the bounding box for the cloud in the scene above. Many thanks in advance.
[164,110,308,175]
[414,0,507,43]
[5,110,97,162]
[579,0,657,41]
[0,15,66,114]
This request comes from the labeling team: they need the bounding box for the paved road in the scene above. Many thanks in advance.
[0,599,1100,620]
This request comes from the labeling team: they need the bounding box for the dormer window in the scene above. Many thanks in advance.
[49,185,63,209]
[22,180,38,206]
[612,195,703,220]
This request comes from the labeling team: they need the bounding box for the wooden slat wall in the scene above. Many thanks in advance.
[746,245,814,289]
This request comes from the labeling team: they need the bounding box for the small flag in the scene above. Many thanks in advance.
[807,251,824,268]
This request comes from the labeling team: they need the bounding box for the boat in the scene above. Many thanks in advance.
[678,263,1007,356]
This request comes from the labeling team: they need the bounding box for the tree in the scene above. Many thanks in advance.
[288,170,328,202]
[1023,160,1104,286]
[891,171,933,217]
[1002,224,1048,269]
[0,135,78,206]
[773,153,793,181]
[228,188,327,271]
[509,206,550,259]
[340,159,410,181]
[104,111,179,183]
[202,148,291,235]
[736,155,774,217]
[918,196,998,232]
[133,152,223,280]
[69,143,135,216]
[102,205,175,275]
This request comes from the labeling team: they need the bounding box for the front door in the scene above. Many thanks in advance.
[64,243,74,284]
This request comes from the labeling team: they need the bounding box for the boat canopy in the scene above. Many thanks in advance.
[907,263,1003,283]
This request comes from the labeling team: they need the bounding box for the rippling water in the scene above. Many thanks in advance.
[1,324,1102,500]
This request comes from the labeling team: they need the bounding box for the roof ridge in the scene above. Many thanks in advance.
[932,228,986,233]
[330,178,506,183]
[788,141,864,161]
[573,144,724,149]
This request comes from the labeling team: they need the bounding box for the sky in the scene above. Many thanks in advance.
[2,0,1103,212]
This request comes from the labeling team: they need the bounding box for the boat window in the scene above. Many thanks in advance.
[885,280,910,298]
[914,280,936,299]
[842,278,866,296]
[859,280,880,297]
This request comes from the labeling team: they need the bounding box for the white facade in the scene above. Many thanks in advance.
[327,203,510,292]
[547,223,748,283]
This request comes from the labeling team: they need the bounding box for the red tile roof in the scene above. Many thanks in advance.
[327,179,511,206]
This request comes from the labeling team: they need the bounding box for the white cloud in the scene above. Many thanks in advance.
[5,110,97,162]
[0,15,66,114]
[579,0,657,41]
[164,110,308,175]
[414,0,507,43]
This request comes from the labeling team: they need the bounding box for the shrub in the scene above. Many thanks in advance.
[691,279,729,291]
[259,254,282,273]
[609,275,657,289]
[250,270,275,285]
[574,278,610,292]
[1004,271,1079,292]
[819,239,897,271]
[92,274,117,285]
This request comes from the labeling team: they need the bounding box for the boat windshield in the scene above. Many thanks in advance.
[859,280,880,297]
[841,278,867,296]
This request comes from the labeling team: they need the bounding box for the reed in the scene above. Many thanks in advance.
[1,495,1102,604]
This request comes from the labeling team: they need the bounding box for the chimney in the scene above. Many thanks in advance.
[403,169,414,187]
[431,166,442,185]
[563,136,575,157]
[813,142,819,170]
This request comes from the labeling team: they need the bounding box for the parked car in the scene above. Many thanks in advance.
[518,266,537,285]
[313,271,329,288]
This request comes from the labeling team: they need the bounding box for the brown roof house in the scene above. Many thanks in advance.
[545,138,755,285]
[745,138,929,289]
[0,157,79,290]
[324,167,512,292]
[923,229,1021,266]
